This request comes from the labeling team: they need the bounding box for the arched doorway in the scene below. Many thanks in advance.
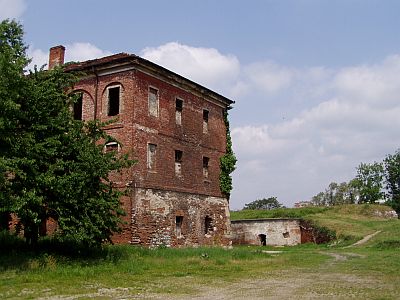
[258,234,266,246]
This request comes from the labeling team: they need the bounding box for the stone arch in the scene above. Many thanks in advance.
[102,82,125,117]
[71,89,95,121]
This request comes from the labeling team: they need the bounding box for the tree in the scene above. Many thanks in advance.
[244,197,283,210]
[0,20,135,246]
[384,150,400,215]
[354,162,385,203]
[310,181,357,206]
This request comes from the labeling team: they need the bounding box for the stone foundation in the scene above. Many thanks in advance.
[131,188,231,247]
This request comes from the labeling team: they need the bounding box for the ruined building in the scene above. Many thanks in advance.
[48,45,234,247]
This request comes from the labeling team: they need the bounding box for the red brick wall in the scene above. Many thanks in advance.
[71,66,230,246]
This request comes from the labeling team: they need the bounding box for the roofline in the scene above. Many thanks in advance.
[64,53,235,107]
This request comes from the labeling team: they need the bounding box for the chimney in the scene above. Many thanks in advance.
[48,45,65,69]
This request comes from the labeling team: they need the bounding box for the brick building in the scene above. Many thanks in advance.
[49,45,234,247]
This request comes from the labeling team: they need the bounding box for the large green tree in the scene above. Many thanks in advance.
[384,150,400,215]
[244,197,283,210]
[310,181,356,206]
[0,20,134,246]
[354,162,385,203]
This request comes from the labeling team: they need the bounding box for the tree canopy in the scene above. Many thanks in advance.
[0,20,135,247]
[244,197,283,210]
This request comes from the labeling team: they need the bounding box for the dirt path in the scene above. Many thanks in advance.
[36,232,389,300]
[344,230,381,248]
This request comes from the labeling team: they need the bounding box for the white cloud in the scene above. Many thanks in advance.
[0,0,26,20]
[229,55,400,209]
[65,42,112,63]
[24,41,400,209]
[141,42,240,94]
[27,42,112,71]
[244,61,295,94]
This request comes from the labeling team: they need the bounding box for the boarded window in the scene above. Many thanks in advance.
[108,86,120,116]
[203,156,209,178]
[73,93,83,120]
[105,142,119,153]
[204,216,213,234]
[176,216,183,237]
[175,98,183,125]
[149,87,159,117]
[147,143,157,170]
[175,150,183,176]
[203,109,209,133]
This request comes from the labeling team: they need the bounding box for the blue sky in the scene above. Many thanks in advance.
[2,0,400,209]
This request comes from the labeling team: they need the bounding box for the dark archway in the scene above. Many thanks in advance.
[258,234,266,246]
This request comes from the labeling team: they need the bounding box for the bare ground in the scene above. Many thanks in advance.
[36,250,396,300]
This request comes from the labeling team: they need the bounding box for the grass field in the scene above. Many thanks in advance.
[1,204,399,299]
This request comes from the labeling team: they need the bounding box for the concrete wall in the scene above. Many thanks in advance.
[231,219,301,246]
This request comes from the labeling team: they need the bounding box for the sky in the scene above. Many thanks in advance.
[2,0,400,209]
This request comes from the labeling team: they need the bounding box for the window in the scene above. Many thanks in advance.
[147,143,157,170]
[175,150,183,176]
[108,86,120,116]
[203,156,209,178]
[148,87,159,117]
[175,98,183,125]
[203,109,209,133]
[105,142,119,153]
[73,93,83,120]
[176,216,183,238]
[204,216,213,234]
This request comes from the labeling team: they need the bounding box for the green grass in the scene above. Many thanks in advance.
[1,205,399,299]
[230,206,331,220]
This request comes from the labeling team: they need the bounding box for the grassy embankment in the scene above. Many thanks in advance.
[1,204,399,299]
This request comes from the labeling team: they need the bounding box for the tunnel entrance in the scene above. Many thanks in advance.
[258,234,267,246]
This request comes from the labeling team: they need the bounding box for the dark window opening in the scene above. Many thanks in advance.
[203,109,209,133]
[175,99,183,125]
[176,216,183,237]
[175,150,182,162]
[203,156,209,178]
[147,143,157,170]
[105,142,118,153]
[175,150,183,176]
[108,86,120,116]
[73,93,83,120]
[204,216,213,234]
[258,234,266,246]
[283,232,290,238]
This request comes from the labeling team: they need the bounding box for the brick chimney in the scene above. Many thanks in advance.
[48,45,65,69]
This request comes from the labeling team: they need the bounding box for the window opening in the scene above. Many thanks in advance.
[105,142,119,153]
[204,216,213,234]
[203,156,209,178]
[203,109,209,133]
[149,87,159,117]
[147,143,157,170]
[283,232,290,238]
[73,93,83,120]
[176,216,183,237]
[175,98,183,125]
[108,86,120,116]
[175,150,183,176]
[258,234,267,246]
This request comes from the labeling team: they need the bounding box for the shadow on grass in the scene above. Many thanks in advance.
[0,230,132,271]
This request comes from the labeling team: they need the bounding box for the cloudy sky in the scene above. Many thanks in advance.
[2,0,400,209]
